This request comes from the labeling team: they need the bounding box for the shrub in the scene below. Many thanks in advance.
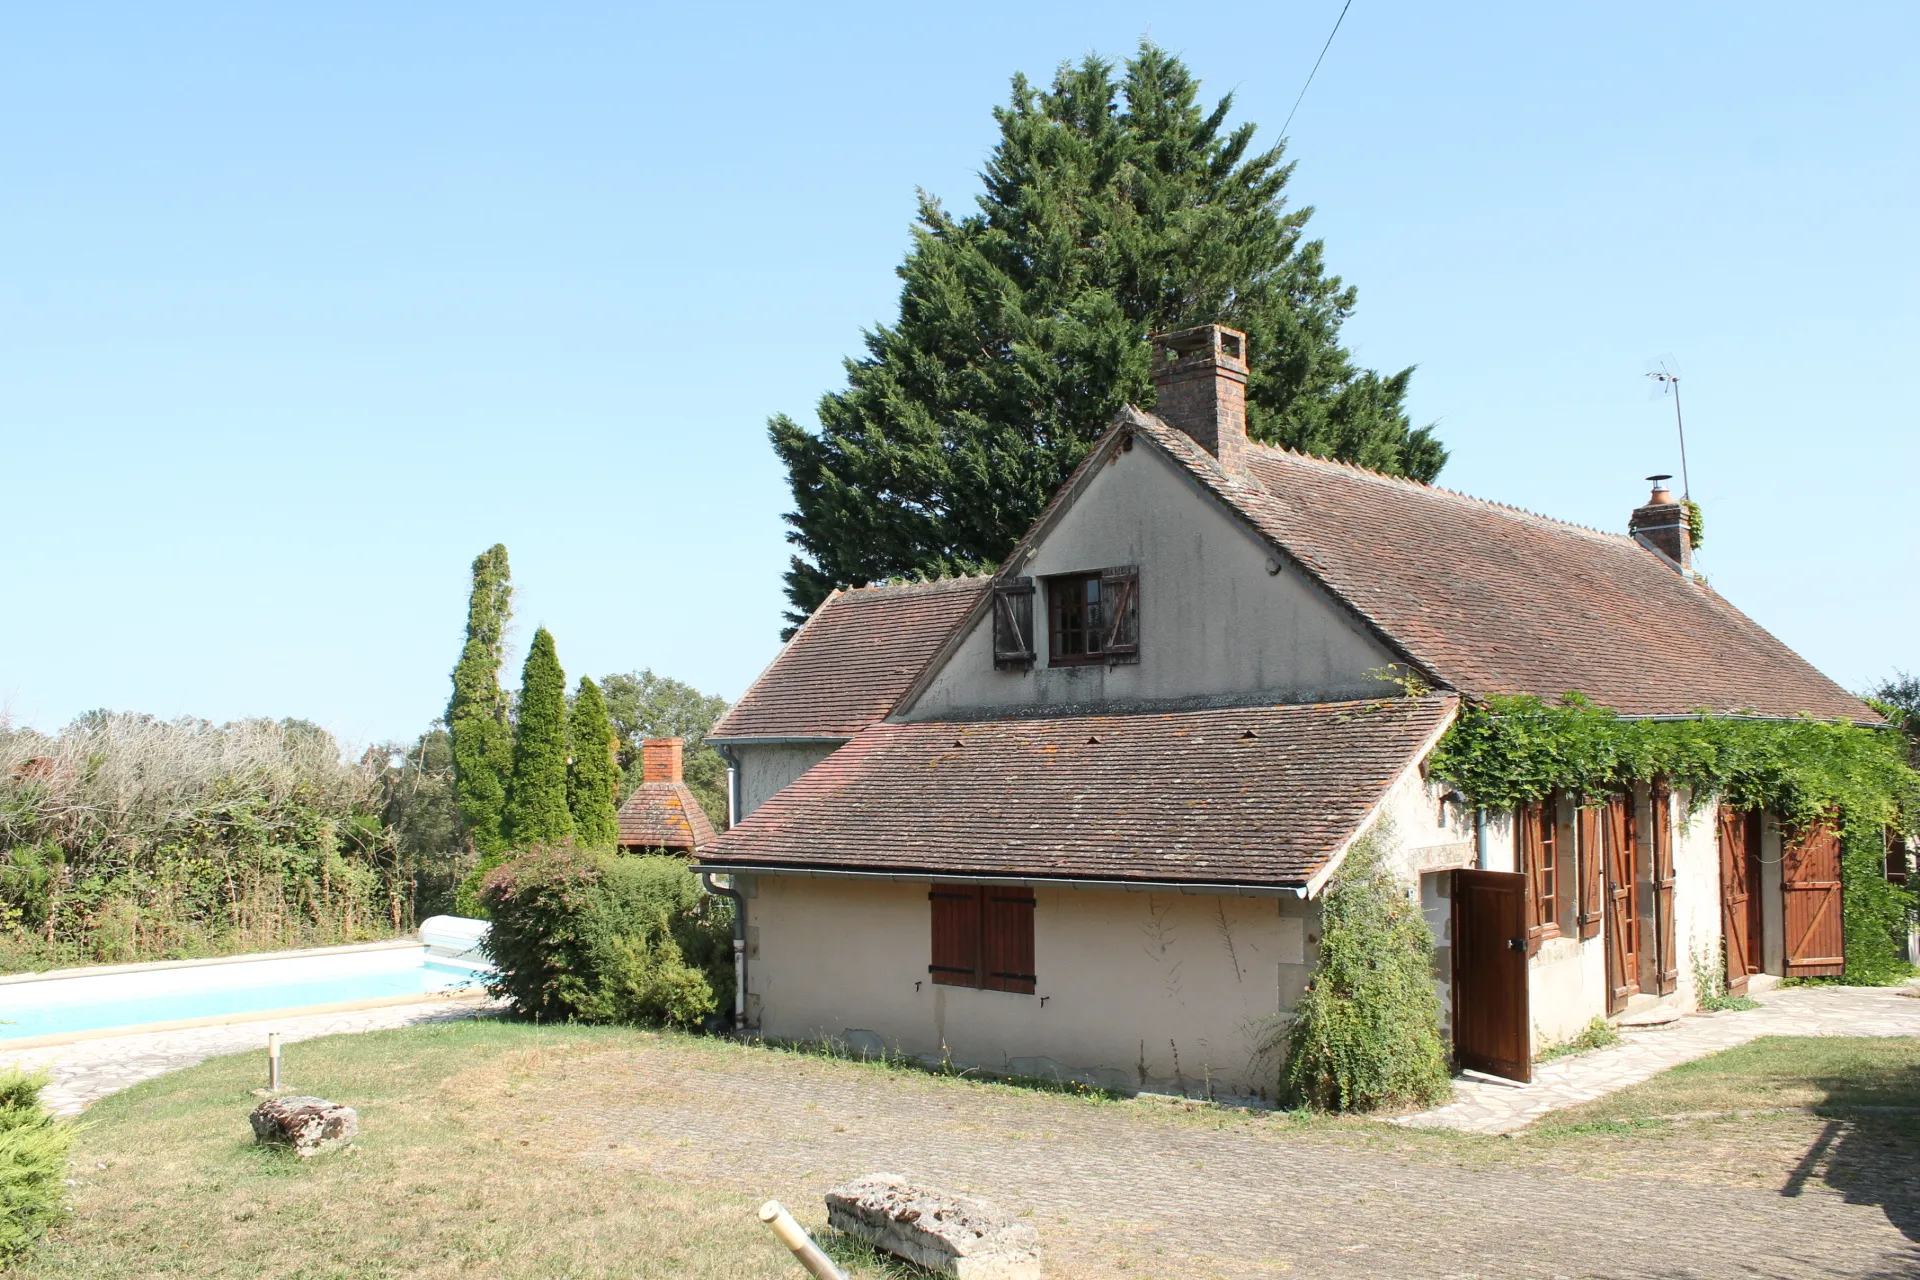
[1279,826,1451,1112]
[481,844,729,1027]
[0,1069,72,1264]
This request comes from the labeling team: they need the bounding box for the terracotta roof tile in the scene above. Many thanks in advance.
[1122,412,1874,723]
[701,697,1456,888]
[710,577,989,742]
[616,782,718,851]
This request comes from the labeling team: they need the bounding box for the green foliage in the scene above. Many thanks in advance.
[0,1069,73,1264]
[1279,827,1451,1112]
[370,727,471,921]
[1536,1017,1622,1063]
[1868,672,1920,769]
[480,845,727,1028]
[503,629,574,849]
[1,713,403,972]
[566,678,620,850]
[771,41,1444,628]
[447,544,514,856]
[599,670,731,829]
[1429,695,1920,986]
[1682,497,1705,551]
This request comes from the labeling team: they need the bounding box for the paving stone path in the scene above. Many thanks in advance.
[1398,983,1920,1134]
[0,999,487,1115]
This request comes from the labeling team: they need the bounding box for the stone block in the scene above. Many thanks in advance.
[249,1095,358,1158]
[826,1173,1039,1279]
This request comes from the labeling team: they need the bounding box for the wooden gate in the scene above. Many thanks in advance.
[1602,793,1639,1015]
[1717,808,1761,995]
[1453,869,1530,1083]
[1784,817,1845,977]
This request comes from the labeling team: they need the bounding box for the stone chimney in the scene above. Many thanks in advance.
[1150,324,1249,471]
[1628,474,1691,574]
[641,737,683,785]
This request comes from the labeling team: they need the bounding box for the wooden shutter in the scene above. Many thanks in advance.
[928,887,981,987]
[1651,781,1678,996]
[1783,816,1845,977]
[1575,800,1603,940]
[992,578,1035,669]
[1518,800,1558,949]
[1602,793,1638,1015]
[1716,806,1756,997]
[981,887,1036,994]
[1099,566,1139,661]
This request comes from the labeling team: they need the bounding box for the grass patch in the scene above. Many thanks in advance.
[757,1034,1128,1104]
[12,1020,914,1279]
[1535,1017,1621,1064]
[1698,993,1763,1012]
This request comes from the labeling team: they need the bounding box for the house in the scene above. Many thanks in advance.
[700,324,1878,1099]
[614,737,717,854]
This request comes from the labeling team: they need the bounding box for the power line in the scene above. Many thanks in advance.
[1281,0,1355,137]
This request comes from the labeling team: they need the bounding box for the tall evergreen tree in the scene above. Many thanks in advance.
[503,628,574,848]
[772,42,1445,628]
[567,676,620,849]
[446,544,514,853]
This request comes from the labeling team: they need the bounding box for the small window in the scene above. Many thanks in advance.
[1045,566,1139,666]
[929,885,1035,994]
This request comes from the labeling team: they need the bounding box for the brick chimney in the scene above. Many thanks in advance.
[1628,474,1691,574]
[640,737,683,785]
[1150,324,1249,471]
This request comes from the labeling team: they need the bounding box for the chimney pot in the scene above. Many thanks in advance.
[1149,324,1249,470]
[641,738,683,785]
[1628,475,1691,575]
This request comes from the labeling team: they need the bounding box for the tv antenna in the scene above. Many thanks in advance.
[1646,359,1690,498]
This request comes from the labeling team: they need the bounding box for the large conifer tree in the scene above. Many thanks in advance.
[566,676,620,849]
[446,544,514,853]
[502,628,574,848]
[772,42,1444,628]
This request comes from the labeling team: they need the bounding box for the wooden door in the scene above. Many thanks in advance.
[1453,869,1531,1083]
[1651,783,1678,996]
[1717,808,1760,994]
[1784,817,1845,977]
[1603,793,1640,1015]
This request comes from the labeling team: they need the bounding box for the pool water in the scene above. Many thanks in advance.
[0,945,489,1043]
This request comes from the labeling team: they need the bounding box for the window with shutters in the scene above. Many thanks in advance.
[1045,567,1139,666]
[928,885,1035,994]
[991,578,1036,669]
[1519,797,1561,949]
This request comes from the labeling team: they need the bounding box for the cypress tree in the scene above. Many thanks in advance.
[446,544,514,854]
[503,628,575,848]
[567,676,620,849]
[772,42,1445,629]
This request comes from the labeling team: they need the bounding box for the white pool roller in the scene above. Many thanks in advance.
[420,915,491,963]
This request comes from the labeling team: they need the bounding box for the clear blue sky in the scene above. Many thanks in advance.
[4,2,1914,747]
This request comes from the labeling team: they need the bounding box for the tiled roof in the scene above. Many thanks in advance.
[700,697,1456,889]
[710,576,990,742]
[1120,411,1875,723]
[616,782,718,852]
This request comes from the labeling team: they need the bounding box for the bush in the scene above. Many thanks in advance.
[0,1069,73,1264]
[481,844,730,1027]
[1279,827,1451,1112]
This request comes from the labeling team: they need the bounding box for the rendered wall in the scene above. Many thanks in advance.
[902,443,1402,721]
[732,742,841,821]
[741,873,1320,1103]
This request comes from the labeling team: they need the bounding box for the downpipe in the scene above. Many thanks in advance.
[699,869,747,1033]
[1474,808,1490,870]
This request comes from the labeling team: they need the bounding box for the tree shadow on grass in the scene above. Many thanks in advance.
[1782,1057,1920,1254]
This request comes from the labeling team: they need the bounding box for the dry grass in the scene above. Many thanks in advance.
[14,1020,907,1279]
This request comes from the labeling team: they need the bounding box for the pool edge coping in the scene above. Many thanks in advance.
[0,938,424,988]
[0,990,496,1051]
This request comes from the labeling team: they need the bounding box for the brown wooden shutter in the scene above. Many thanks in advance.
[1602,792,1637,1015]
[1783,815,1845,977]
[1099,566,1139,661]
[928,887,981,987]
[1651,782,1678,995]
[1716,806,1754,997]
[992,579,1035,669]
[1575,800,1603,940]
[1518,802,1550,950]
[981,887,1036,994]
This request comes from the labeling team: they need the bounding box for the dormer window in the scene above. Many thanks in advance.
[1045,567,1139,666]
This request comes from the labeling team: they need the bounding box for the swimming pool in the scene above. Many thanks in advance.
[0,928,492,1046]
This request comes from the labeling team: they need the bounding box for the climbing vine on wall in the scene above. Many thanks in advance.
[1428,694,1920,984]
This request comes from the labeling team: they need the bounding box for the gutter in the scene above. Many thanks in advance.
[698,869,748,1032]
[693,862,1308,899]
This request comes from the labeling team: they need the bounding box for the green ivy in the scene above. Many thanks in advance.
[1428,695,1920,985]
